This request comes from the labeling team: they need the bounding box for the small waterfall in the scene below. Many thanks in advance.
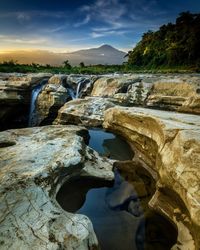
[28,80,47,127]
[67,88,76,100]
[75,79,85,98]
[66,79,84,100]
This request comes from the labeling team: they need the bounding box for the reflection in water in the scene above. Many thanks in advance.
[78,170,142,250]
[88,129,134,160]
[57,129,177,250]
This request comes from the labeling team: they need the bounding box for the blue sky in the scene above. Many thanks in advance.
[0,0,200,52]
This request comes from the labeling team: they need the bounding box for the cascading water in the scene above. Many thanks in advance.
[66,77,91,100]
[28,80,47,127]
[75,79,85,98]
[66,79,84,100]
[67,88,76,99]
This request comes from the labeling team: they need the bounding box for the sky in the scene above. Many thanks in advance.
[0,0,200,52]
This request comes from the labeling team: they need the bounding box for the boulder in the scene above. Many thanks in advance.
[36,76,70,125]
[0,125,114,250]
[91,76,141,97]
[48,74,67,85]
[104,107,200,250]
[55,97,115,127]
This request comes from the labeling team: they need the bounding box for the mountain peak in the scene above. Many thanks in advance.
[99,44,115,50]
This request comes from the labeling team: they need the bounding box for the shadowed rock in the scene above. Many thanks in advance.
[104,107,200,250]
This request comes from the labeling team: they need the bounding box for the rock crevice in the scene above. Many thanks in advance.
[103,107,200,250]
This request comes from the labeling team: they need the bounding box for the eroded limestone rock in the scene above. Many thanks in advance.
[0,125,114,250]
[55,97,115,127]
[90,74,200,114]
[36,75,70,125]
[103,107,200,250]
[146,79,200,114]
[91,75,141,97]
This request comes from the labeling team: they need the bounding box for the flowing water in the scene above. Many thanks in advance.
[67,88,76,99]
[75,79,85,98]
[57,129,177,250]
[28,80,47,127]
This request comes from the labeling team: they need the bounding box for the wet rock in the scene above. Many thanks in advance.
[104,107,200,250]
[0,73,52,130]
[55,97,115,127]
[66,75,98,98]
[36,76,70,125]
[0,125,114,250]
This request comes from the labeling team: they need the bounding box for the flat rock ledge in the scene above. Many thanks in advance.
[55,97,115,127]
[103,107,200,250]
[0,125,114,250]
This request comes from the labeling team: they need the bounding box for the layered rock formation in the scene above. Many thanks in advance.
[35,75,99,125]
[0,125,114,250]
[146,79,200,114]
[0,73,52,130]
[90,74,200,114]
[36,75,70,125]
[91,75,141,97]
[103,107,200,250]
[55,97,115,127]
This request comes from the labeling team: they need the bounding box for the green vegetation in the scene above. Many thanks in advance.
[0,60,126,74]
[0,60,198,74]
[127,12,200,71]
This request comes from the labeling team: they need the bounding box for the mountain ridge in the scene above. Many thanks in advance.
[0,44,127,66]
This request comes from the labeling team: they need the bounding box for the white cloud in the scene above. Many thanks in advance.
[80,0,127,28]
[0,35,48,45]
[74,14,91,28]
[91,30,128,38]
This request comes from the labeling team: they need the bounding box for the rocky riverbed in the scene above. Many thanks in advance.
[0,72,200,250]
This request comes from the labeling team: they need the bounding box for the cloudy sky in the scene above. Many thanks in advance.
[0,0,200,52]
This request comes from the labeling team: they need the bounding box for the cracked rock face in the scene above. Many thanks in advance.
[91,75,141,97]
[0,125,114,250]
[90,74,200,114]
[103,107,200,250]
[55,97,115,127]
[146,79,200,114]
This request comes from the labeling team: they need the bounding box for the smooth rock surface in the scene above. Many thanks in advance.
[55,97,115,127]
[0,125,114,250]
[103,107,200,250]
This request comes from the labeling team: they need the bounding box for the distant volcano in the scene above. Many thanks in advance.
[0,45,127,66]
[63,44,127,65]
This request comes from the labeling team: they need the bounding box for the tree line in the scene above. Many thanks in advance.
[127,12,200,69]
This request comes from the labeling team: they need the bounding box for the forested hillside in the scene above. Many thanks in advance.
[127,12,200,69]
